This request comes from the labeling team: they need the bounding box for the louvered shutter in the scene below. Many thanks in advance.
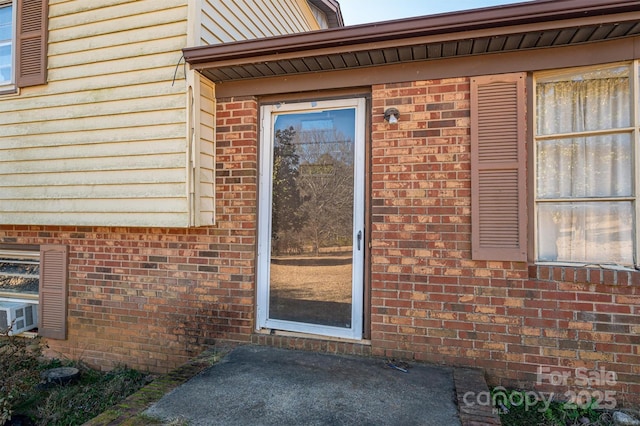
[16,0,48,87]
[39,245,68,340]
[470,73,527,262]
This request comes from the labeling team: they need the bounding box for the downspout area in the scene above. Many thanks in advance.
[187,83,197,227]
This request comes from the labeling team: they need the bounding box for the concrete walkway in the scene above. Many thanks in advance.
[144,346,466,426]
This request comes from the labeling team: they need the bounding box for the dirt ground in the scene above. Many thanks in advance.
[269,260,352,327]
[270,262,352,302]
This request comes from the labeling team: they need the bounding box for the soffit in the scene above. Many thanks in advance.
[183,0,640,84]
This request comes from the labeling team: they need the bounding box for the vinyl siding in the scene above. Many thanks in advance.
[0,0,191,227]
[201,0,317,45]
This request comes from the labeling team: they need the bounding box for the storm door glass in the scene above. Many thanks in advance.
[257,99,364,340]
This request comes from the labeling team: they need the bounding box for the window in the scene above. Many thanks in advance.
[535,62,638,266]
[0,1,13,86]
[0,247,39,300]
[309,4,329,29]
[0,246,39,334]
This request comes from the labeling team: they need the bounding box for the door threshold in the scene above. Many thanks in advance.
[256,328,371,345]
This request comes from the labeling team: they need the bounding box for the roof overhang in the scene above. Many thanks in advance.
[184,0,640,94]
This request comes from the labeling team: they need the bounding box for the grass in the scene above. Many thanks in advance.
[494,388,620,426]
[1,332,149,426]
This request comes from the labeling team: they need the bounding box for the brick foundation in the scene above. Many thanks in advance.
[0,224,256,372]
[2,86,639,406]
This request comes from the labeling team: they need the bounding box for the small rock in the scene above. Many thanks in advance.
[613,411,640,426]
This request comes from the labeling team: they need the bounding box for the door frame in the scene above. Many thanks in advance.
[256,97,366,340]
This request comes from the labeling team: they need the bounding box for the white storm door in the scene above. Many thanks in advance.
[257,98,365,340]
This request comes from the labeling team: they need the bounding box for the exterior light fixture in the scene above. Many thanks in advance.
[384,107,400,124]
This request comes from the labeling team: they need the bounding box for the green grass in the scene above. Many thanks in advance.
[1,333,149,425]
[494,388,617,426]
[25,365,149,425]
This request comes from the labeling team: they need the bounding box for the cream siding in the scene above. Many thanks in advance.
[0,0,325,227]
[0,0,191,227]
[200,0,318,45]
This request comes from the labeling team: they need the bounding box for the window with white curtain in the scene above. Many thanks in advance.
[535,62,637,266]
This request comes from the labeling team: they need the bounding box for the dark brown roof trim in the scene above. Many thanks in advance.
[308,0,343,28]
[212,37,638,98]
[184,0,640,65]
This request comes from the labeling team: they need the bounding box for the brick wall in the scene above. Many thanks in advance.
[2,86,639,406]
[370,78,640,406]
[0,224,251,371]
[0,223,259,372]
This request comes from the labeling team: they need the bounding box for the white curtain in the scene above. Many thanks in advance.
[536,70,633,265]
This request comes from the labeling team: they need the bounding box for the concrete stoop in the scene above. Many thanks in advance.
[85,344,501,426]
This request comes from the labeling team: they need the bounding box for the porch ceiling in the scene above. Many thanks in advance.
[183,0,640,84]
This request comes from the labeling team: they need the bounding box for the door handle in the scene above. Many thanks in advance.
[357,231,362,251]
